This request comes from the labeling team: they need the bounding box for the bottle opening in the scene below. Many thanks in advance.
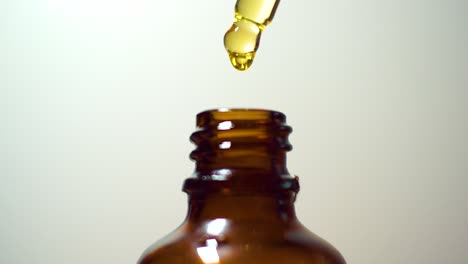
[195,108,287,128]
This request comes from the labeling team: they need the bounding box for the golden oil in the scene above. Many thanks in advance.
[224,0,280,71]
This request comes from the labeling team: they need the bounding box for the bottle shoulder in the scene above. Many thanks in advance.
[284,223,346,264]
[138,221,345,264]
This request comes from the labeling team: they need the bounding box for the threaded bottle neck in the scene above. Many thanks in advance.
[184,109,299,194]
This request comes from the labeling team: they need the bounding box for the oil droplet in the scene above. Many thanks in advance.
[228,51,255,71]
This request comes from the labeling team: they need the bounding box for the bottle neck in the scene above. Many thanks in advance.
[184,109,299,194]
[193,151,289,179]
[186,192,298,224]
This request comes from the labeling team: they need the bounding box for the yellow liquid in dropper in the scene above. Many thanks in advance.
[224,0,280,71]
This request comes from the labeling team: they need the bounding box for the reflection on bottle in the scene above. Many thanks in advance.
[217,121,234,130]
[219,141,232,149]
[197,239,220,264]
[206,218,227,236]
[211,169,232,181]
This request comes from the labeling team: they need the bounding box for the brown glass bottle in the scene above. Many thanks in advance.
[138,109,346,264]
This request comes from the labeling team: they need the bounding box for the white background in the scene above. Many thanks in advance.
[1,0,467,263]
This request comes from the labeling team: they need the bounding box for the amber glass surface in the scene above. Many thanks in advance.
[138,109,346,264]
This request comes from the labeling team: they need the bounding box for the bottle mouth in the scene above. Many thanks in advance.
[195,108,287,130]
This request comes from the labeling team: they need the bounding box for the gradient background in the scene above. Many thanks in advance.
[1,0,467,263]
